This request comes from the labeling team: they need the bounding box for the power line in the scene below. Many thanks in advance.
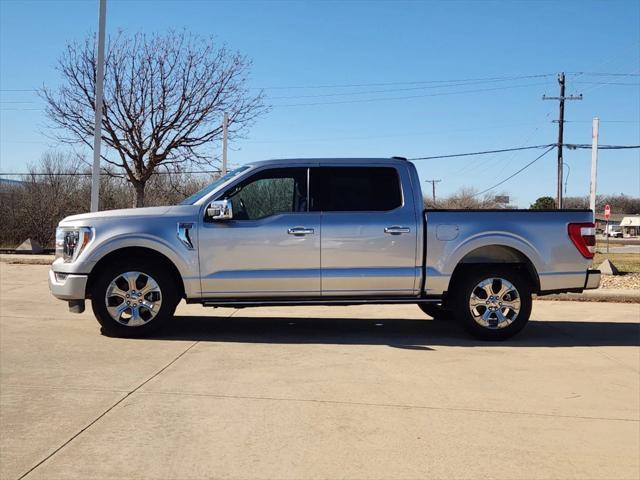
[566,72,640,77]
[274,83,550,107]
[562,120,639,124]
[472,146,557,197]
[448,110,554,179]
[0,170,221,177]
[408,144,554,161]
[566,144,640,150]
[269,77,555,99]
[4,72,639,95]
[256,74,555,90]
[2,143,636,178]
[1,79,557,103]
[574,81,640,86]
[1,81,552,111]
[0,74,557,94]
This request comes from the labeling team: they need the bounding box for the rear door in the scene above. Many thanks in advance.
[311,164,419,296]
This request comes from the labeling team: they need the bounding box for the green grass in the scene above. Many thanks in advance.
[593,252,640,273]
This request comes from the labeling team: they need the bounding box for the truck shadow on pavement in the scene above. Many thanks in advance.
[153,315,640,348]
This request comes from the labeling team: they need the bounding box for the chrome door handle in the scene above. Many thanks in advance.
[384,226,410,235]
[288,227,315,236]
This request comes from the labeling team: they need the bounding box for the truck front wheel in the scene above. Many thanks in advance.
[452,266,532,340]
[90,259,180,338]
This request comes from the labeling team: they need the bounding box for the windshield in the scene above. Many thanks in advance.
[179,166,250,205]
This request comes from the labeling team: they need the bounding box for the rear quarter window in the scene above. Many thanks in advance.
[311,166,402,212]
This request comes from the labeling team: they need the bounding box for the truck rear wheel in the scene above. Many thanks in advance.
[452,266,532,340]
[90,259,180,338]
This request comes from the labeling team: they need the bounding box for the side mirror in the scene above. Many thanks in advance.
[206,199,233,221]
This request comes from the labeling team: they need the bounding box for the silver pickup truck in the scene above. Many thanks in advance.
[49,158,600,340]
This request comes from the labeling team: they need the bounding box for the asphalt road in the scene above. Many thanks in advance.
[1,264,639,480]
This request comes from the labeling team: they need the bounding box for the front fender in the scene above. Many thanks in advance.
[85,233,198,277]
[51,232,200,298]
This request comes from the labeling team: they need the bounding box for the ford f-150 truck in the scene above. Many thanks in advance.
[49,158,600,340]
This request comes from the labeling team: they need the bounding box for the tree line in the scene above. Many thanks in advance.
[530,195,640,213]
[3,153,639,249]
[0,152,209,248]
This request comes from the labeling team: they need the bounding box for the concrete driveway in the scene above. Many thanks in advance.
[1,264,639,480]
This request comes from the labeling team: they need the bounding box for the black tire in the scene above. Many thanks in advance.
[451,266,532,341]
[417,303,451,320]
[90,258,180,338]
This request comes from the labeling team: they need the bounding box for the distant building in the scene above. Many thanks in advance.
[594,213,626,233]
[620,216,640,237]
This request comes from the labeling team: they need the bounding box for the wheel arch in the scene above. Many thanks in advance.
[448,244,540,296]
[85,246,186,299]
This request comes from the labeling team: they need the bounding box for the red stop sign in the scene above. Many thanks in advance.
[604,204,611,220]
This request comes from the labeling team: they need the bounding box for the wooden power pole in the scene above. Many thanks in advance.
[425,179,441,203]
[543,72,582,208]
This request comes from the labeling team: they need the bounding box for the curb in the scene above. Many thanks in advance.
[0,254,54,266]
[537,291,640,304]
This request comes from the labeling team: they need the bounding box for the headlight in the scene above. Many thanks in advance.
[55,227,93,263]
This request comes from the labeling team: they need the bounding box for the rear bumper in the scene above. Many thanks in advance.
[49,269,88,300]
[584,269,601,290]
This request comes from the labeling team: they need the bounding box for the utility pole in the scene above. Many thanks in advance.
[543,72,582,208]
[425,179,441,203]
[221,112,228,175]
[589,117,600,221]
[90,0,107,212]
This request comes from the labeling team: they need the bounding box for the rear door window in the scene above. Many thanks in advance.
[310,167,402,212]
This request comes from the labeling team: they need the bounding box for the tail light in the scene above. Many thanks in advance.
[568,222,596,258]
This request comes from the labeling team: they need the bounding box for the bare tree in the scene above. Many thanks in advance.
[41,31,267,207]
[0,152,89,247]
[565,195,640,214]
[425,187,512,209]
[0,150,212,248]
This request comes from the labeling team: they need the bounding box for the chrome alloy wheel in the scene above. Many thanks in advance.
[468,277,521,329]
[104,271,162,327]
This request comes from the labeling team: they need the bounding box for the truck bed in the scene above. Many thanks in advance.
[423,209,594,296]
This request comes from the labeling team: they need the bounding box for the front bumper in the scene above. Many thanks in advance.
[584,269,601,290]
[48,269,88,300]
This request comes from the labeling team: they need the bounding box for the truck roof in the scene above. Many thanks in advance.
[246,157,407,168]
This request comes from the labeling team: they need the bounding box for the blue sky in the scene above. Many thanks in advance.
[1,0,638,207]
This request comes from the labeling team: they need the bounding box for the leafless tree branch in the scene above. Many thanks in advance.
[40,30,268,207]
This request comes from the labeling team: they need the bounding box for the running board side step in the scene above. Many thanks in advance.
[195,297,442,308]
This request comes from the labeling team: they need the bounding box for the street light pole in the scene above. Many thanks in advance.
[589,117,600,222]
[221,112,228,176]
[90,0,107,212]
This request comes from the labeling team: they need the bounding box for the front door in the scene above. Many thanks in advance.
[198,167,320,297]
[311,165,419,296]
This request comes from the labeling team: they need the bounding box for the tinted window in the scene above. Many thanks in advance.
[310,167,402,212]
[223,168,308,220]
